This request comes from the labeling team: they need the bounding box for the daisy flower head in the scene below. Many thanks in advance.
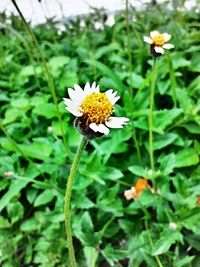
[63,82,129,139]
[144,31,174,57]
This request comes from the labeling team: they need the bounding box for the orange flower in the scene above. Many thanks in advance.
[134,178,152,199]
[124,178,152,200]
[197,196,200,205]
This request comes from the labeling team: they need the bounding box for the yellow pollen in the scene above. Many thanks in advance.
[81,92,113,125]
[152,34,165,46]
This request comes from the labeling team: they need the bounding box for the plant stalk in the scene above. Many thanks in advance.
[149,58,156,172]
[64,137,87,267]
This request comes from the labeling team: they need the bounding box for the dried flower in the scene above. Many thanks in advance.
[124,178,152,200]
[197,196,200,205]
[144,31,174,56]
[64,82,129,139]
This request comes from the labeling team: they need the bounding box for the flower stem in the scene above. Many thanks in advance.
[125,0,142,163]
[64,137,87,267]
[149,58,157,172]
[144,219,164,267]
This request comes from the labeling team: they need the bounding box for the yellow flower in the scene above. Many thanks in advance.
[144,31,174,55]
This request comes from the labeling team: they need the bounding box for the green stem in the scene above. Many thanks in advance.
[125,0,133,95]
[64,137,87,267]
[166,53,177,107]
[11,0,72,160]
[125,0,141,163]
[144,219,164,267]
[0,122,42,176]
[149,58,156,173]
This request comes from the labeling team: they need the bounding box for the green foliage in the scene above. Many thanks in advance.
[0,1,200,266]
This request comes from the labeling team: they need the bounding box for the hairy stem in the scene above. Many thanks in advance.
[64,137,87,267]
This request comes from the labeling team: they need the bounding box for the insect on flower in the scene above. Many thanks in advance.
[144,31,174,56]
[63,82,129,139]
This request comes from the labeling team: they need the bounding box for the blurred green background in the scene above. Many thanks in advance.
[0,1,200,266]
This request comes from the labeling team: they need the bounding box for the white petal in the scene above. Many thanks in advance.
[68,88,76,101]
[154,46,165,54]
[95,85,100,93]
[105,89,119,105]
[150,31,159,38]
[143,36,153,44]
[63,98,74,107]
[84,82,100,95]
[65,107,82,117]
[105,116,129,128]
[91,82,96,90]
[89,123,110,135]
[74,84,84,94]
[162,43,174,49]
[67,88,84,104]
[163,33,171,42]
[84,82,91,94]
[63,98,83,116]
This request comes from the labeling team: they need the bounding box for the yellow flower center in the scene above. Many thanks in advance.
[81,92,113,125]
[152,34,165,46]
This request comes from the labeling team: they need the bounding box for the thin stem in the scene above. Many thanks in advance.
[0,122,42,176]
[148,58,157,173]
[64,137,87,267]
[125,0,142,163]
[144,219,164,267]
[11,0,72,160]
[166,53,177,107]
[125,0,133,95]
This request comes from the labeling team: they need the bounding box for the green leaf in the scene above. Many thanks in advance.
[20,65,42,76]
[34,189,55,207]
[48,56,69,73]
[174,256,195,267]
[128,165,147,177]
[98,166,124,181]
[84,246,99,267]
[102,244,128,265]
[21,217,39,232]
[174,148,199,168]
[152,229,183,255]
[33,103,57,119]
[7,201,24,224]
[84,59,126,91]
[0,216,10,228]
[0,180,29,212]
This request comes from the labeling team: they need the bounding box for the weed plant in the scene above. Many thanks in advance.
[0,1,200,266]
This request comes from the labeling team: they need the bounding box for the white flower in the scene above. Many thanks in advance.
[144,31,174,54]
[63,82,129,136]
[169,222,177,230]
[124,187,136,200]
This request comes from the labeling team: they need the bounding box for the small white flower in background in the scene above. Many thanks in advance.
[4,171,13,177]
[169,222,177,230]
[124,187,136,200]
[63,82,129,139]
[144,31,174,55]
[147,169,153,178]
[47,126,53,133]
